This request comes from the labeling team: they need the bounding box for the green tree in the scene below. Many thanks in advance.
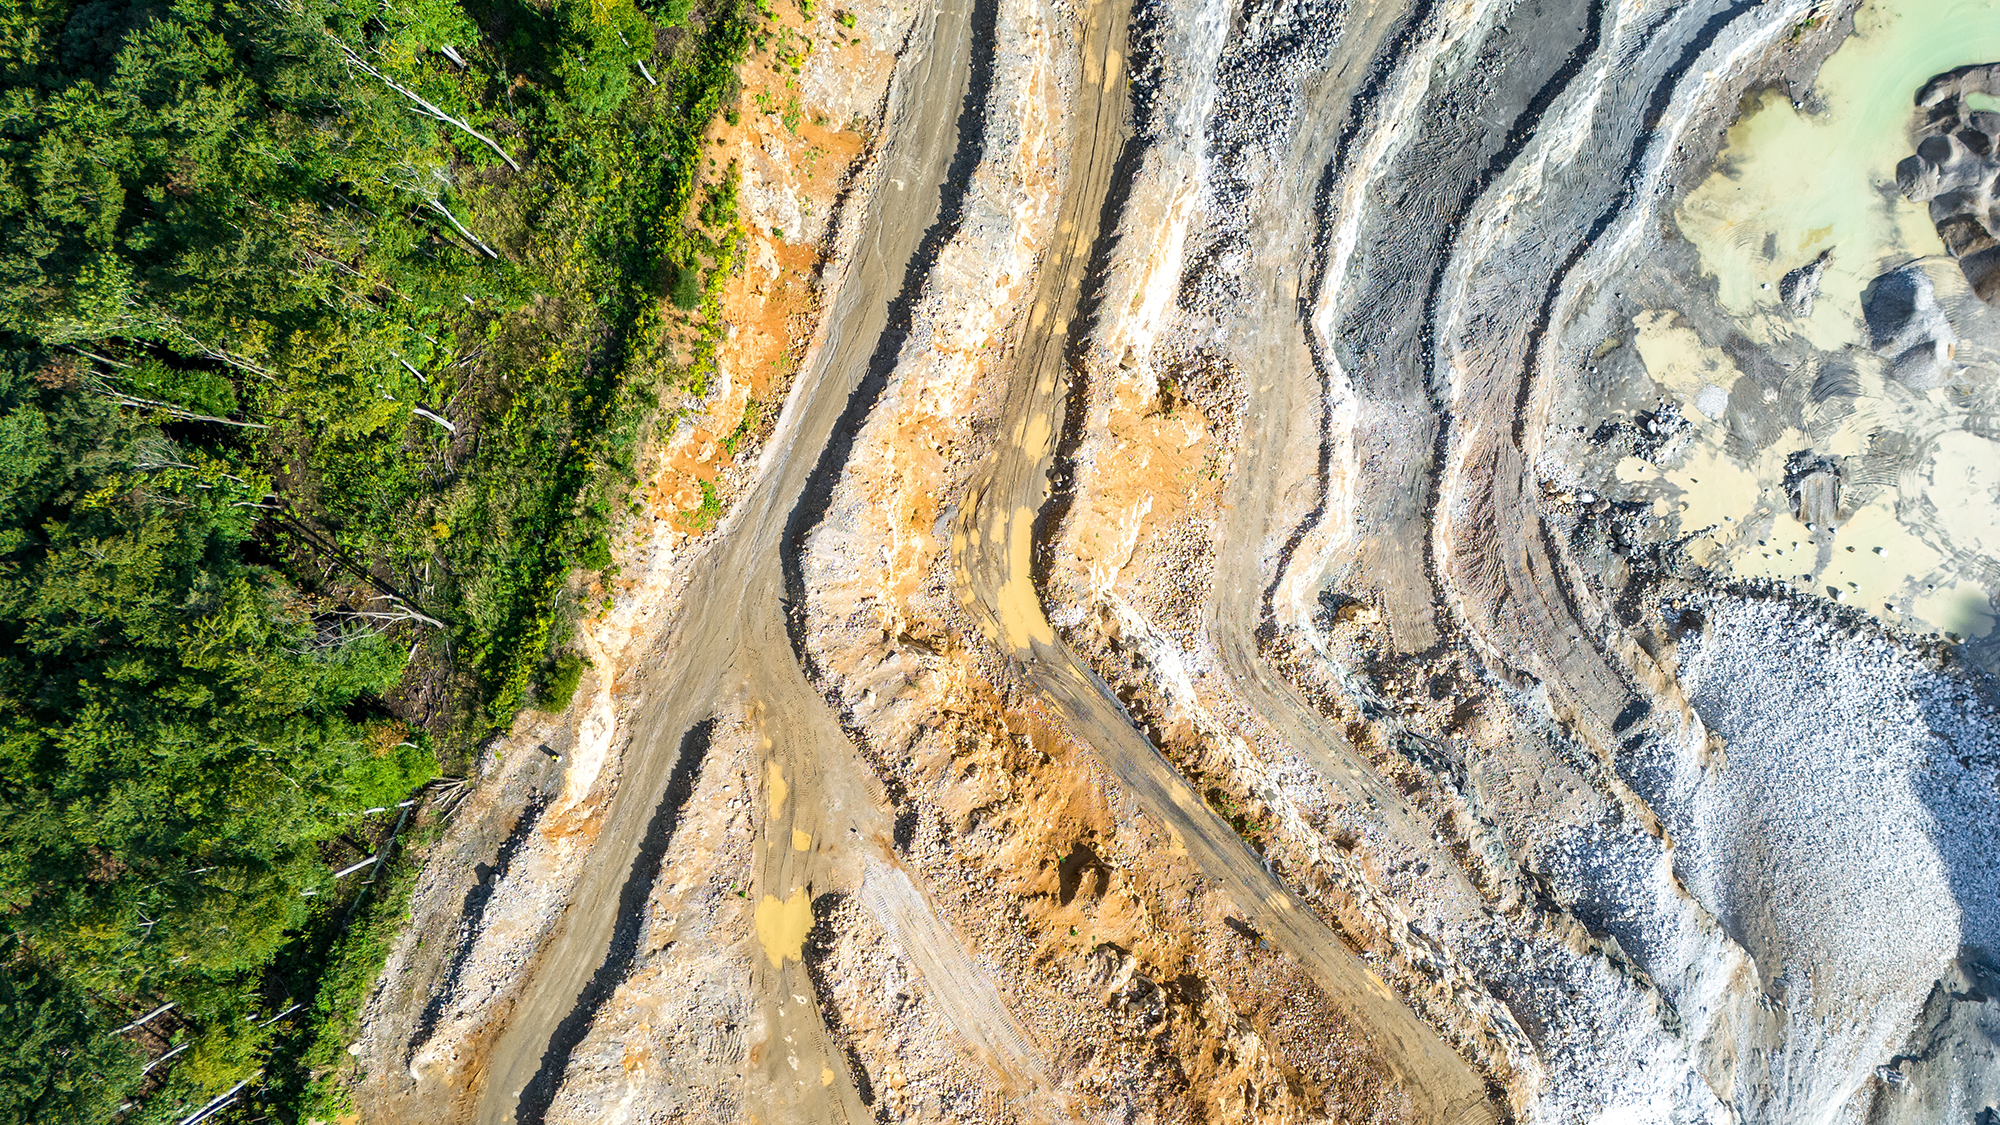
[0,0,752,1112]
[0,941,139,1125]
[0,348,430,1004]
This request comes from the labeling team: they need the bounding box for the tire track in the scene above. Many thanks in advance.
[511,722,713,1125]
[855,858,1063,1104]
[951,0,1506,1118]
[467,4,991,1119]
[1442,0,1774,744]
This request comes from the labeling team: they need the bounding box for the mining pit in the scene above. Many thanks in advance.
[354,1,2000,1122]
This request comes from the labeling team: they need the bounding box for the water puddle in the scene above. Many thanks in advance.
[1644,0,2000,653]
[997,505,1056,650]
[755,889,815,967]
[1679,0,2000,332]
[1620,302,1998,645]
[766,761,789,817]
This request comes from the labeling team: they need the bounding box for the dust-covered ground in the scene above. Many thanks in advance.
[353,1,2000,1123]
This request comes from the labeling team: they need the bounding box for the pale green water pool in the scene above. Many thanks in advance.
[1680,0,2000,339]
[1648,0,2000,648]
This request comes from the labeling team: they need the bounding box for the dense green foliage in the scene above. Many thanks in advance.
[0,0,751,1116]
[255,832,424,1122]
[0,940,140,1124]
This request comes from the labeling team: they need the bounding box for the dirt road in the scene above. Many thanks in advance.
[470,3,996,1121]
[950,0,1503,1121]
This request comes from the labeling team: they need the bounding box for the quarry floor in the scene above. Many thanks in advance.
[353,2,2000,1124]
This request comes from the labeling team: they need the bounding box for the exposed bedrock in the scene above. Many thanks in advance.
[390,1,2000,1123]
[1316,0,1830,1115]
[1021,0,2000,1120]
[1416,6,2000,1123]
[1901,63,2000,304]
[1415,5,2000,1123]
[1043,0,1852,1118]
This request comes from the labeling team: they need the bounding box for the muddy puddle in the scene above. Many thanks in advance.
[1678,1,2000,328]
[1634,0,2000,654]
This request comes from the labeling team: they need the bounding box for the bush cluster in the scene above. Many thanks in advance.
[0,0,754,1117]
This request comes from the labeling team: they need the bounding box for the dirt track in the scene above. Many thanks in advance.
[467,3,983,1119]
[361,0,2000,1121]
[949,1,1502,1121]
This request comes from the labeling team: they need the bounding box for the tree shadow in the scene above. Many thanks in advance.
[511,718,714,1125]
[409,793,548,1057]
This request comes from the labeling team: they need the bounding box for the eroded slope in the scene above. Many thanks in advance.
[356,1,2000,1123]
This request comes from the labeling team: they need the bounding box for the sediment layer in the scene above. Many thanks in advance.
[358,1,2000,1123]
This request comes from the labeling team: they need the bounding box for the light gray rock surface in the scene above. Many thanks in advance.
[1863,265,1958,389]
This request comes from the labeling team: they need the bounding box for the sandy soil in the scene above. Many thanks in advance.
[353,1,2000,1123]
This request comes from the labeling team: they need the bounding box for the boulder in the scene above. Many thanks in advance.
[1933,213,1995,258]
[1863,266,1945,349]
[1902,66,2000,306]
[1917,63,2000,110]
[1917,133,1963,167]
[1889,341,1953,390]
[1862,266,1958,388]
[1779,248,1832,317]
[1898,154,1945,201]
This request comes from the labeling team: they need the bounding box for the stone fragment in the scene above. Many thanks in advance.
[1779,248,1832,317]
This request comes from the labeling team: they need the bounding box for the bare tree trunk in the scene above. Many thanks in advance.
[178,1076,254,1125]
[354,594,447,629]
[95,384,270,429]
[422,197,500,258]
[618,32,659,86]
[141,1042,192,1077]
[410,405,456,432]
[69,347,133,369]
[331,39,522,172]
[115,1002,176,1035]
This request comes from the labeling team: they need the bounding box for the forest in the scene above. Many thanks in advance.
[0,0,749,1118]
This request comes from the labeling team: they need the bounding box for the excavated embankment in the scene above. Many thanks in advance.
[356,1,2000,1123]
